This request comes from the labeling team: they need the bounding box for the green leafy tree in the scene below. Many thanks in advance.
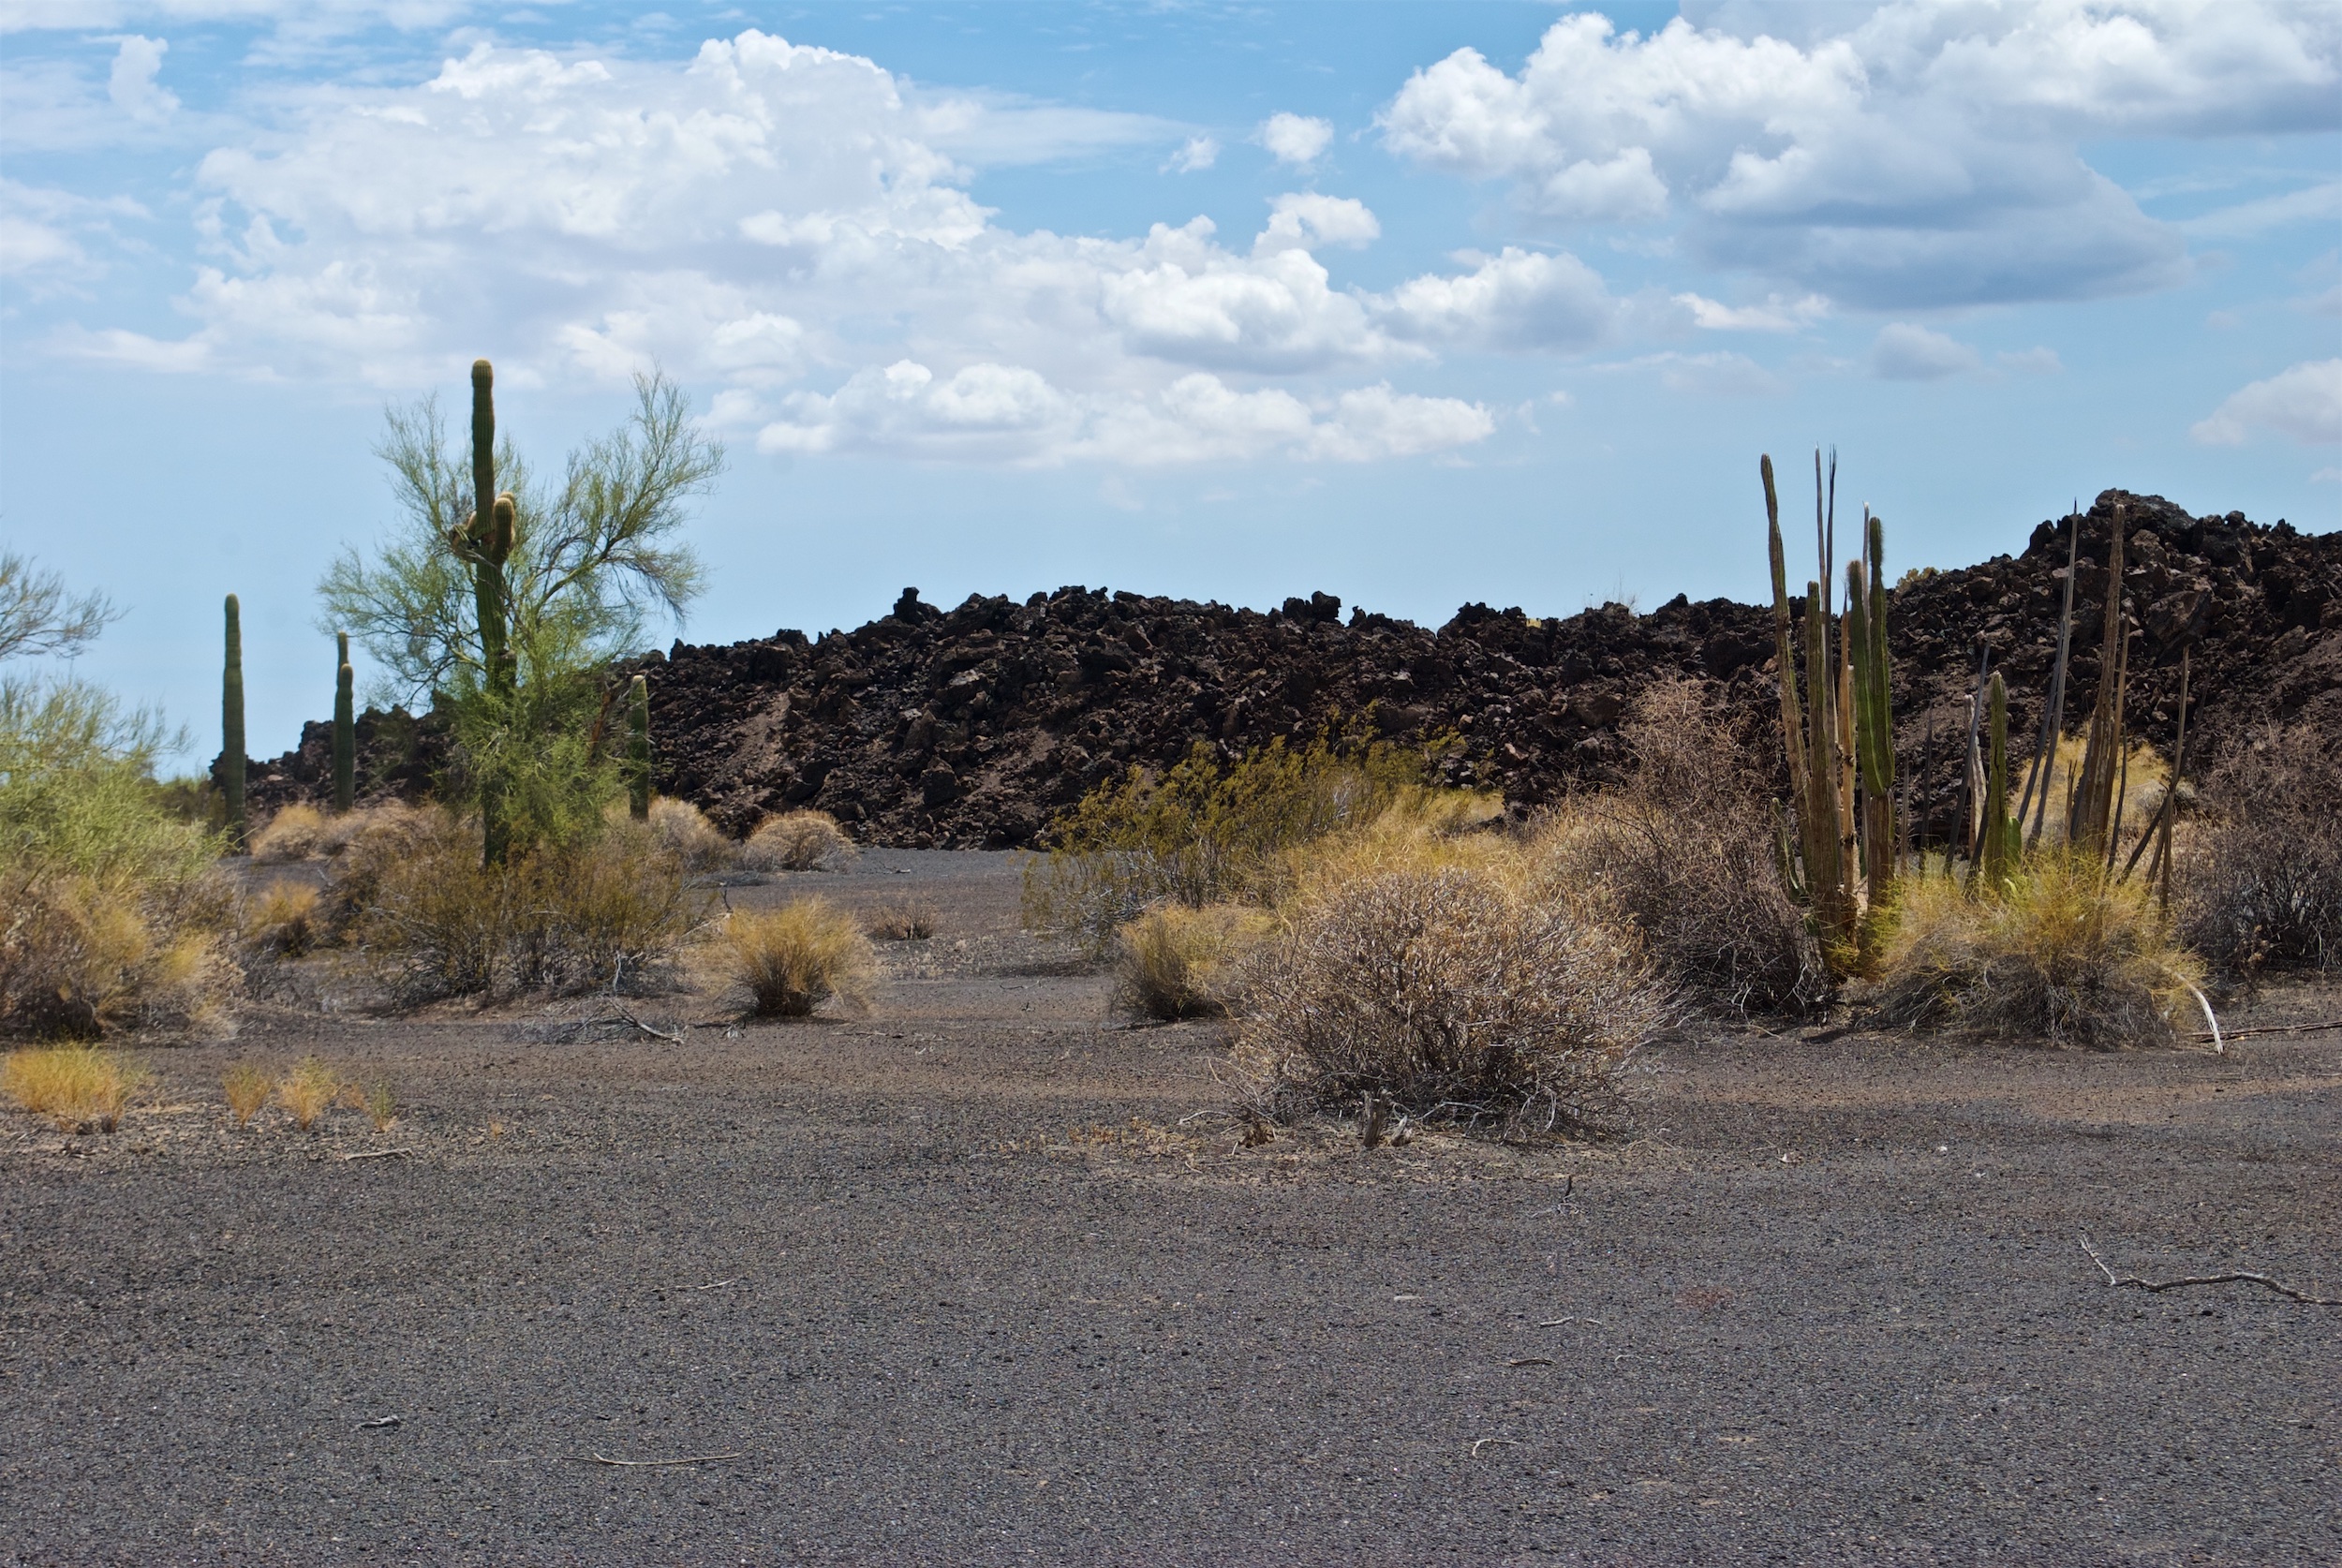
[319,369,721,859]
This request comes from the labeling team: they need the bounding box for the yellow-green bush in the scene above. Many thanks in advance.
[1024,724,1486,952]
[1113,903,1269,1020]
[739,809,857,872]
[717,898,875,1017]
[1868,851,2202,1047]
[646,797,734,875]
[250,803,327,863]
[1,680,238,1039]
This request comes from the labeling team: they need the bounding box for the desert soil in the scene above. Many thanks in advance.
[3,851,2337,1567]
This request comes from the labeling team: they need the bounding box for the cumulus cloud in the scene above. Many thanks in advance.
[106,35,177,123]
[0,178,147,283]
[1164,134,1218,173]
[1379,247,1619,352]
[1868,322,1979,380]
[1257,111,1333,168]
[1673,290,1829,332]
[37,30,1524,468]
[2190,359,2342,446]
[1378,3,2338,307]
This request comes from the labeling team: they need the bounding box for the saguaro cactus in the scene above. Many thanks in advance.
[333,630,356,815]
[447,358,518,864]
[222,594,246,852]
[627,673,651,821]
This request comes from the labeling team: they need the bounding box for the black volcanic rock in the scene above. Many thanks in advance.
[247,491,2339,849]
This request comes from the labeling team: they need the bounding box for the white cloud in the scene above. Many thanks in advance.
[1599,349,1786,397]
[1996,347,2064,375]
[1869,322,1980,380]
[0,178,147,282]
[1164,134,1218,173]
[107,35,178,123]
[2190,359,2342,446]
[1379,2,2337,307]
[1257,111,1333,168]
[51,30,1523,466]
[2181,180,2342,239]
[1673,290,1829,332]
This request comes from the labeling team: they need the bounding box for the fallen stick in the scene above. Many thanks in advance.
[341,1148,415,1161]
[2193,1018,2342,1043]
[1538,1317,1606,1328]
[2080,1235,2340,1307]
[572,1451,743,1468]
[357,1414,402,1428]
[691,1278,741,1292]
[1470,1438,1518,1458]
[600,1010,684,1044]
[1504,1357,1555,1368]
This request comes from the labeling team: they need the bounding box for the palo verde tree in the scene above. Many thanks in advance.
[319,362,721,864]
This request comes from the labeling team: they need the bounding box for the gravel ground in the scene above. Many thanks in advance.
[3,851,2337,1566]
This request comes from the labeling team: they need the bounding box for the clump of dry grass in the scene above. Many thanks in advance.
[245,881,321,958]
[740,810,858,873]
[250,804,325,863]
[0,875,239,1040]
[341,810,708,1002]
[864,895,936,941]
[2178,724,2342,977]
[646,797,735,875]
[1113,903,1267,1020]
[362,1079,396,1132]
[3,1044,148,1132]
[222,1061,271,1128]
[1231,862,1668,1137]
[718,899,875,1017]
[277,1056,338,1131]
[1867,851,2201,1047]
[1536,681,1823,1017]
[317,802,441,939]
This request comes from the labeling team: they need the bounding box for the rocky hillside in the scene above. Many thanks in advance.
[247,490,2337,848]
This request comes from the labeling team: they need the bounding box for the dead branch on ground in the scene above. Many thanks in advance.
[2081,1235,2340,1307]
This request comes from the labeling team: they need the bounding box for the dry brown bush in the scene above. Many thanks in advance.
[1867,851,2202,1047]
[0,873,239,1040]
[317,802,441,939]
[342,810,708,1001]
[250,804,327,863]
[278,1056,337,1131]
[647,797,735,875]
[718,899,875,1017]
[2178,724,2342,977]
[1231,864,1668,1136]
[740,810,858,873]
[1537,680,1823,1017]
[864,895,936,941]
[1113,903,1267,1020]
[3,1043,148,1132]
[244,881,320,958]
[222,1061,271,1128]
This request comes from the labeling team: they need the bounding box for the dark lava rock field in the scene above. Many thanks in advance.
[249,490,2338,849]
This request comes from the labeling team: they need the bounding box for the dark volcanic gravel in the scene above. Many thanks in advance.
[5,852,2339,1566]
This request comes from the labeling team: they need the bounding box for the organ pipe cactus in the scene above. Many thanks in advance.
[627,673,651,821]
[2068,502,2128,855]
[1978,672,2016,892]
[222,594,246,851]
[1845,511,1895,899]
[1763,454,1856,969]
[333,630,356,815]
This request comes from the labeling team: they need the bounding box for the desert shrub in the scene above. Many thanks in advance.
[362,1079,397,1132]
[646,797,734,875]
[317,802,441,939]
[344,809,708,1001]
[250,804,327,863]
[222,1062,271,1127]
[740,809,857,872]
[1025,725,1485,952]
[4,1044,147,1132]
[245,882,321,958]
[1,682,239,1039]
[1231,864,1668,1136]
[1868,852,2202,1047]
[864,895,936,940]
[1537,681,1823,1016]
[2178,725,2342,976]
[718,898,875,1017]
[278,1056,338,1131]
[1113,903,1269,1020]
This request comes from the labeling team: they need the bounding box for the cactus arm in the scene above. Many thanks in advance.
[1980,671,2009,891]
[1762,454,1812,807]
[333,630,356,815]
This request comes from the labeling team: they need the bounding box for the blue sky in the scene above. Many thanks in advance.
[3,0,2337,765]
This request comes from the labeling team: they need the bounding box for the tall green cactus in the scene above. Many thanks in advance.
[1845,510,1896,899]
[448,357,518,865]
[1979,671,2016,891]
[627,673,651,821]
[222,593,246,852]
[1764,454,1858,969]
[333,629,356,815]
